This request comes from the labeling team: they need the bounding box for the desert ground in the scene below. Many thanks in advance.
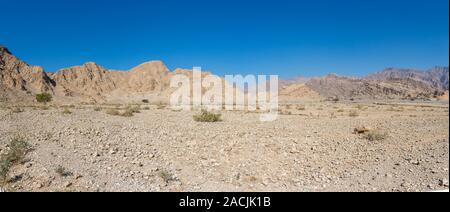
[0,100,448,192]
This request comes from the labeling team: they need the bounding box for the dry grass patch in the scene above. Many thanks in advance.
[296,105,306,110]
[194,110,222,122]
[62,108,72,114]
[364,130,388,141]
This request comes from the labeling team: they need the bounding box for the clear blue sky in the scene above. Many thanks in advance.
[1,0,448,78]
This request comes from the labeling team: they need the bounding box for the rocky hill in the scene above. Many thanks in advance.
[366,67,449,90]
[1,45,448,104]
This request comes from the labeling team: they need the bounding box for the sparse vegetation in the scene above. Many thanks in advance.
[296,105,306,110]
[193,110,222,122]
[158,169,174,183]
[62,108,72,114]
[364,130,388,141]
[337,109,345,113]
[126,105,141,113]
[0,136,30,183]
[35,93,52,104]
[142,106,150,110]
[106,107,139,117]
[55,165,73,177]
[120,109,134,117]
[94,107,102,111]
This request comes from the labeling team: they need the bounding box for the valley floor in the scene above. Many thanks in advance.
[0,101,449,192]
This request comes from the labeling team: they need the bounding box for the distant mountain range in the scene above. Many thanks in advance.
[1,45,449,104]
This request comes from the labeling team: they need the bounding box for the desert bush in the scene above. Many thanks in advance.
[158,169,174,183]
[94,107,102,111]
[55,165,73,177]
[349,110,359,117]
[126,105,141,113]
[0,136,30,183]
[142,106,150,110]
[35,93,52,104]
[337,109,345,113]
[120,109,134,117]
[193,110,222,122]
[62,108,72,114]
[364,130,388,141]
[142,99,149,103]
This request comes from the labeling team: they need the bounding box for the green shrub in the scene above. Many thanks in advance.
[193,110,222,122]
[0,136,30,183]
[35,93,52,104]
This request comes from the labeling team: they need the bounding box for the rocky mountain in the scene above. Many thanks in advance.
[366,67,449,90]
[0,46,54,102]
[304,73,443,100]
[1,45,448,104]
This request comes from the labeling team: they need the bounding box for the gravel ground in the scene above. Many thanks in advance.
[0,102,448,192]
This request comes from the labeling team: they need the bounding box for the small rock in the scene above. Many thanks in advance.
[439,179,449,187]
[410,160,420,165]
[64,182,73,188]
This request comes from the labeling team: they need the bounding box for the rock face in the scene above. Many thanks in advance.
[366,67,449,90]
[1,45,449,103]
[0,46,54,102]
[305,74,443,100]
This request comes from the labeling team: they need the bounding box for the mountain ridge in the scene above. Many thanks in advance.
[1,46,448,104]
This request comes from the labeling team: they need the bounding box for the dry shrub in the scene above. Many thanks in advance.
[62,108,72,114]
[364,130,388,141]
[193,110,222,122]
[296,105,306,110]
[0,136,30,183]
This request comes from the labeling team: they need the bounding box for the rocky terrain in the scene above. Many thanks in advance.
[1,45,449,192]
[0,102,448,192]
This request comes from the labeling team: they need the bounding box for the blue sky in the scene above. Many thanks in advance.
[1,0,448,78]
